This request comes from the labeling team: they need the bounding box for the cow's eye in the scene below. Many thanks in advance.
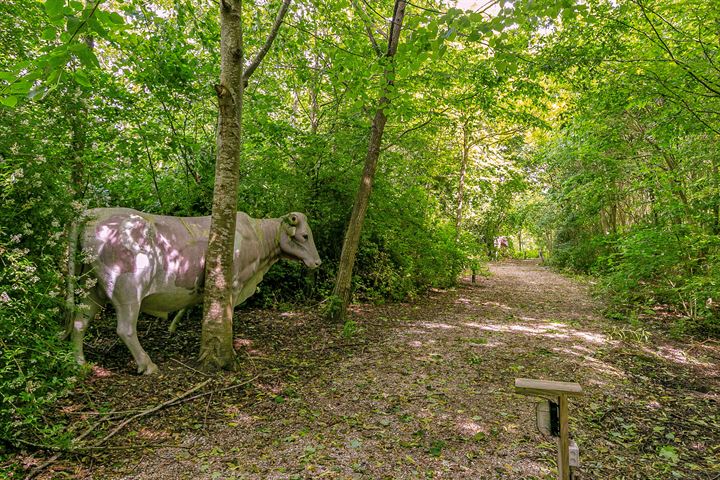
[302,234,308,241]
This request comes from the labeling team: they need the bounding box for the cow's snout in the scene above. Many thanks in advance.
[309,258,322,268]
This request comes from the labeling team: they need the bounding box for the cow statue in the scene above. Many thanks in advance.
[494,236,509,260]
[64,208,321,374]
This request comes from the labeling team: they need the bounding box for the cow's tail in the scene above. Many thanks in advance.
[61,221,80,340]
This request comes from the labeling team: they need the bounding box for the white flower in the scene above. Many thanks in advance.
[0,292,10,303]
[10,234,21,243]
[51,220,60,228]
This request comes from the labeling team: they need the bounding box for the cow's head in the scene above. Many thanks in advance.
[279,212,322,268]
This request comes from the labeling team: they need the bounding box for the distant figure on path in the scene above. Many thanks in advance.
[494,236,509,260]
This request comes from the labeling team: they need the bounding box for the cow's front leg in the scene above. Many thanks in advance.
[114,302,158,375]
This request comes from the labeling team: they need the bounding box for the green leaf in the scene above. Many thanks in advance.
[47,48,70,68]
[108,12,124,25]
[87,15,109,38]
[44,0,65,19]
[10,81,33,95]
[73,70,91,88]
[1,96,18,107]
[41,27,57,41]
[0,71,15,82]
[46,68,62,85]
[70,43,100,68]
[66,15,82,35]
[659,445,679,464]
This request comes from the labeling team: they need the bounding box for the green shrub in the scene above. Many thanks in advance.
[0,157,79,453]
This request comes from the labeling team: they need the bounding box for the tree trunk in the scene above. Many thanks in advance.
[200,0,290,370]
[331,0,407,323]
[200,0,244,370]
[455,121,469,240]
[69,31,94,197]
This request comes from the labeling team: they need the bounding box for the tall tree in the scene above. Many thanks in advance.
[331,0,407,323]
[200,0,290,370]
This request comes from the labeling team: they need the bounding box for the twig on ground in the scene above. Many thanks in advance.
[203,391,214,429]
[687,338,720,354]
[173,374,260,405]
[26,420,104,479]
[170,357,214,377]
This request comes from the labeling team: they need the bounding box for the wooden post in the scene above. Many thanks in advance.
[558,394,570,480]
[514,378,582,480]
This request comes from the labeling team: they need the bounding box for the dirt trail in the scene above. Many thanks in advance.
[34,261,720,479]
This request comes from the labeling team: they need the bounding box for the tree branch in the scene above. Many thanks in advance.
[381,111,442,152]
[635,0,720,97]
[351,0,383,57]
[243,0,292,84]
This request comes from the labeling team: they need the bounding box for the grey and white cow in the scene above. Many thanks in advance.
[65,208,321,374]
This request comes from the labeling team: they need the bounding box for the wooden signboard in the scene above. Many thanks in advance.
[515,378,583,480]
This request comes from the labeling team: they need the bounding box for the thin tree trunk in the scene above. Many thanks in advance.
[331,0,407,323]
[455,121,469,240]
[69,30,94,197]
[200,0,245,370]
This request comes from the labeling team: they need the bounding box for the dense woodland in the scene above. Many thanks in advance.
[1,0,719,474]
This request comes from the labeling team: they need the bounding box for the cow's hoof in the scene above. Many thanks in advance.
[139,362,159,375]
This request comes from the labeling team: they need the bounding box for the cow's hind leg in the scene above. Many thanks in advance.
[71,290,103,365]
[114,302,158,375]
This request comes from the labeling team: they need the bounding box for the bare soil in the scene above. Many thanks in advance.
[19,260,720,479]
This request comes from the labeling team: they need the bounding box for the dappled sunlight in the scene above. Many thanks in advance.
[456,417,488,437]
[415,321,456,330]
[552,346,626,379]
[224,407,254,426]
[641,345,716,369]
[136,427,170,441]
[403,328,433,336]
[462,321,612,345]
[256,382,285,396]
[233,337,253,349]
[91,365,113,378]
[473,338,505,348]
[481,301,513,311]
[455,297,473,305]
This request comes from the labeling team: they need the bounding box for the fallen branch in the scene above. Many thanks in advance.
[170,374,260,406]
[26,378,212,479]
[96,378,212,446]
[26,420,103,479]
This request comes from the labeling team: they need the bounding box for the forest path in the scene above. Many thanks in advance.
[40,261,719,479]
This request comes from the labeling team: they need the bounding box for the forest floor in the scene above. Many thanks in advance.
[18,260,720,479]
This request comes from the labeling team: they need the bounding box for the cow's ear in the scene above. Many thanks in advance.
[288,214,299,226]
[285,225,296,237]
